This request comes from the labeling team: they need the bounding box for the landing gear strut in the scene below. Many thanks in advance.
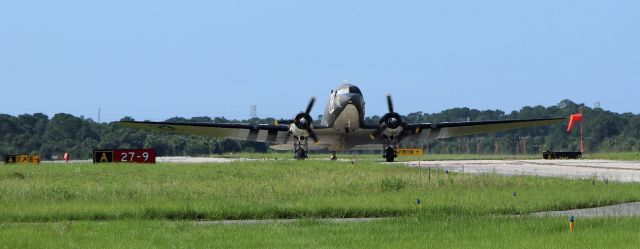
[383,136,399,162]
[294,136,308,160]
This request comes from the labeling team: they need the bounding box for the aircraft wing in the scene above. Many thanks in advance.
[119,121,347,151]
[118,121,293,144]
[401,117,566,141]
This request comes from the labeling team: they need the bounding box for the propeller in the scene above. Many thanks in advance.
[305,97,315,115]
[381,94,402,130]
[371,94,403,140]
[293,97,319,142]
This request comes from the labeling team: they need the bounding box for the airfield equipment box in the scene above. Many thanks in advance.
[93,149,156,163]
[4,155,41,164]
[542,151,582,160]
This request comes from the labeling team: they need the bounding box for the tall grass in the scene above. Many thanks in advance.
[2,217,640,249]
[1,160,639,222]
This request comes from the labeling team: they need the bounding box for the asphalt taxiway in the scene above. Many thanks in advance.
[405,159,640,183]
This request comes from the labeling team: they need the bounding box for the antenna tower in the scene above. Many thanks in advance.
[250,105,257,119]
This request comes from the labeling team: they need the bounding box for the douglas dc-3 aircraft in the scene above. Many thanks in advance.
[119,83,565,162]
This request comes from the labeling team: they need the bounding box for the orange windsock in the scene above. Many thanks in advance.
[566,114,583,133]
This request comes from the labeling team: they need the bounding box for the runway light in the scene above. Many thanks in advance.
[416,198,421,207]
[512,191,517,197]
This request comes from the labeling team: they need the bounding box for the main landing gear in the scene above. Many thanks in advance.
[383,136,399,162]
[330,152,337,160]
[294,136,308,160]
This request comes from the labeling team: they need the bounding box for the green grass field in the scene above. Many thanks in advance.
[1,159,640,248]
[2,217,640,249]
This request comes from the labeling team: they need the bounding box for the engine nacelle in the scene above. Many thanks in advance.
[379,112,404,138]
[289,123,311,137]
[289,112,314,138]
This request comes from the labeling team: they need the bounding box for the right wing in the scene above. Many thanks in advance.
[117,121,341,150]
[118,121,292,143]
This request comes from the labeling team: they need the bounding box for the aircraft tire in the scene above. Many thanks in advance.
[385,148,395,162]
[295,149,307,160]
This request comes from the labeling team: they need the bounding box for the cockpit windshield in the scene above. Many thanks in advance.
[336,85,363,95]
[349,86,362,95]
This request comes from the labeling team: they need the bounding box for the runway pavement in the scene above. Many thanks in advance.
[404,159,640,183]
[532,202,640,218]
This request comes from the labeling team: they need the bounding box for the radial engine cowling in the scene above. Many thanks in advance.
[288,97,319,142]
[378,94,404,138]
[290,112,313,135]
[379,112,404,137]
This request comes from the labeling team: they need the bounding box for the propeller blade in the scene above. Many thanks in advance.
[307,128,319,143]
[386,94,394,113]
[369,132,377,140]
[305,97,316,114]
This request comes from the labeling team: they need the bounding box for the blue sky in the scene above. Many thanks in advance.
[1,1,638,122]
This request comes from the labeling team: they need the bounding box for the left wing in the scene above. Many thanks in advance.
[401,117,566,141]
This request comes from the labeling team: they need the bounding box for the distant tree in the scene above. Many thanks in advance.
[1,99,639,159]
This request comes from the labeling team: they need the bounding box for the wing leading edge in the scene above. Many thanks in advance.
[118,121,291,143]
[402,117,566,141]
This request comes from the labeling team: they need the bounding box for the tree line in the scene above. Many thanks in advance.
[1,99,638,160]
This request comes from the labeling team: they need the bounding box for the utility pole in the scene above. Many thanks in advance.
[466,138,470,154]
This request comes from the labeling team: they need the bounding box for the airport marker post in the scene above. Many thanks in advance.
[569,216,575,232]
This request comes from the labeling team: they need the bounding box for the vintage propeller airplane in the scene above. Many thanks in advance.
[118,83,565,162]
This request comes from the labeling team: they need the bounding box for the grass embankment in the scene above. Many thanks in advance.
[1,160,639,222]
